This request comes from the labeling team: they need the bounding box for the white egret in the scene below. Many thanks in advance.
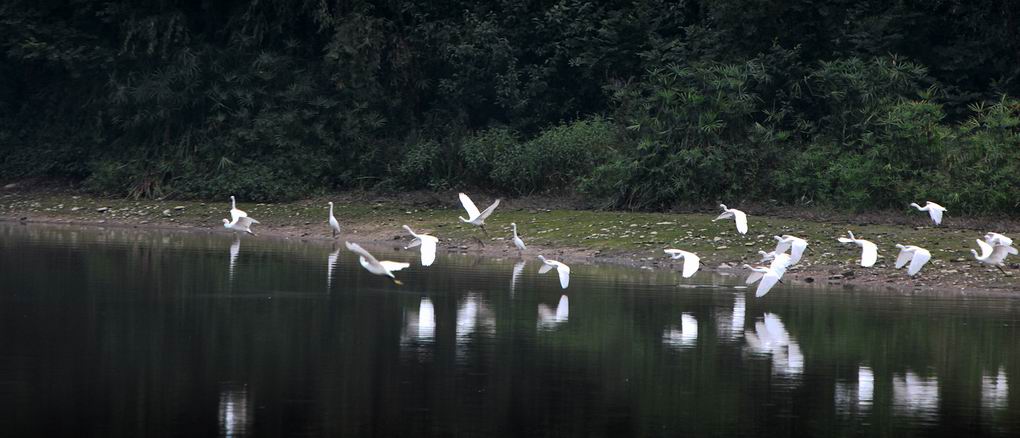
[713,204,748,234]
[458,192,500,237]
[743,253,790,297]
[511,223,526,253]
[758,250,776,262]
[537,255,571,289]
[663,249,700,278]
[229,196,248,222]
[838,231,878,267]
[774,235,809,265]
[894,244,932,276]
[345,241,410,284]
[984,232,1018,255]
[909,201,947,225]
[223,216,259,236]
[402,225,438,267]
[327,201,341,238]
[972,239,1010,273]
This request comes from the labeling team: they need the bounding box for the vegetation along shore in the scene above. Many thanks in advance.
[3,186,1017,294]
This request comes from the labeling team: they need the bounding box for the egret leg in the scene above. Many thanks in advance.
[997,265,1007,275]
[480,225,490,238]
[332,229,336,238]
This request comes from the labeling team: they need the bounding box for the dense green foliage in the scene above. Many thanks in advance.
[2,1,1019,213]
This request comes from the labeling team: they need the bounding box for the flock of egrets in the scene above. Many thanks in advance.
[222,195,1016,296]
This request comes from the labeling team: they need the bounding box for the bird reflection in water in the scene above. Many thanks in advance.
[401,297,436,345]
[743,313,804,377]
[218,384,252,437]
[715,294,745,341]
[456,294,495,359]
[510,260,525,296]
[981,367,1008,410]
[835,366,874,416]
[662,313,698,348]
[228,236,240,284]
[537,295,569,330]
[327,245,340,289]
[892,371,939,419]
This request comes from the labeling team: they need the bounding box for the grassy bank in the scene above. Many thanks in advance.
[2,186,1017,293]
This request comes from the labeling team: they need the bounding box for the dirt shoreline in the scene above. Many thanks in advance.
[1,186,1017,295]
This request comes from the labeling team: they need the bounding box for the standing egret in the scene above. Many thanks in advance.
[838,231,878,267]
[742,253,790,297]
[402,225,439,267]
[774,235,809,265]
[229,196,248,221]
[537,255,571,289]
[511,223,526,253]
[713,204,748,234]
[984,232,1018,255]
[663,249,700,278]
[345,241,410,284]
[458,192,500,237]
[223,216,259,236]
[894,244,932,276]
[327,202,341,238]
[972,239,1010,273]
[909,201,947,225]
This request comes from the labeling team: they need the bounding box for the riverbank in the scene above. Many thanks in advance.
[1,185,1017,294]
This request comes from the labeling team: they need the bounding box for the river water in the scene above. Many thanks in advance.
[0,223,1017,437]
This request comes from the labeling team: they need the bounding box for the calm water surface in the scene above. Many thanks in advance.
[0,223,1018,437]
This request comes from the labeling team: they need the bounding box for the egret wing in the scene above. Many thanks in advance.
[895,247,913,269]
[420,237,437,267]
[929,208,943,225]
[664,249,683,259]
[680,252,700,278]
[774,238,792,254]
[745,271,765,285]
[477,199,501,221]
[733,210,748,234]
[790,240,807,264]
[556,265,571,289]
[458,193,481,219]
[860,241,878,267]
[380,261,410,272]
[539,263,553,274]
[237,216,257,228]
[907,248,931,276]
[405,238,422,248]
[976,239,993,259]
[345,241,381,266]
[756,272,781,297]
[713,211,732,221]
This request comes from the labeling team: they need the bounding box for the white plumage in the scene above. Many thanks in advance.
[223,216,259,236]
[663,249,700,278]
[537,255,571,289]
[894,244,932,276]
[838,231,878,267]
[909,201,947,225]
[511,222,526,252]
[713,204,748,234]
[402,225,439,267]
[773,235,809,265]
[345,241,410,284]
[458,192,500,236]
[328,201,341,238]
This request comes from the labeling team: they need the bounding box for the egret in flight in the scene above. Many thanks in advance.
[773,235,809,265]
[743,253,791,297]
[458,192,500,237]
[972,239,1010,273]
[663,249,700,278]
[402,225,439,267]
[984,232,1018,255]
[538,255,571,289]
[328,202,341,238]
[511,223,526,253]
[713,204,748,234]
[838,231,878,267]
[909,201,947,225]
[894,244,932,276]
[223,216,259,236]
[345,241,409,284]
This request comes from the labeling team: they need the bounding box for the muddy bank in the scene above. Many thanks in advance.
[1,186,1017,294]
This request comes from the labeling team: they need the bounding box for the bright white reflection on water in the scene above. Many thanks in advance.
[893,372,940,420]
[537,295,569,330]
[663,313,698,348]
[744,313,803,377]
[835,366,874,416]
[402,297,436,344]
[715,294,745,341]
[982,367,1009,410]
[218,384,251,437]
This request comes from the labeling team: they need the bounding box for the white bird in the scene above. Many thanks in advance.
[458,192,500,237]
[894,244,932,276]
[663,249,700,278]
[511,222,526,253]
[758,250,776,262]
[984,232,1018,255]
[402,225,438,267]
[229,196,248,222]
[327,201,341,238]
[909,201,947,225]
[743,253,790,297]
[838,231,878,267]
[773,235,809,265]
[223,216,259,236]
[713,204,748,234]
[345,241,410,284]
[972,239,1010,273]
[537,255,571,289]
[327,246,340,287]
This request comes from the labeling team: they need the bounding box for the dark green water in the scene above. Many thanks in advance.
[0,223,1018,437]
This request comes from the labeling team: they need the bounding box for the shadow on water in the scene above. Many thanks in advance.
[0,223,1018,437]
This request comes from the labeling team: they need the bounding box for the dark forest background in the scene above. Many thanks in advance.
[1,0,1019,213]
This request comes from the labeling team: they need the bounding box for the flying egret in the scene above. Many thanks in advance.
[345,241,410,284]
[458,192,500,237]
[984,232,1018,255]
[402,225,439,267]
[743,253,791,297]
[758,250,777,262]
[972,239,1010,273]
[537,255,571,289]
[229,196,248,222]
[511,223,526,253]
[909,201,947,225]
[223,216,259,236]
[774,235,809,265]
[838,231,878,267]
[327,201,341,238]
[664,249,700,278]
[713,204,748,234]
[894,244,932,276]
